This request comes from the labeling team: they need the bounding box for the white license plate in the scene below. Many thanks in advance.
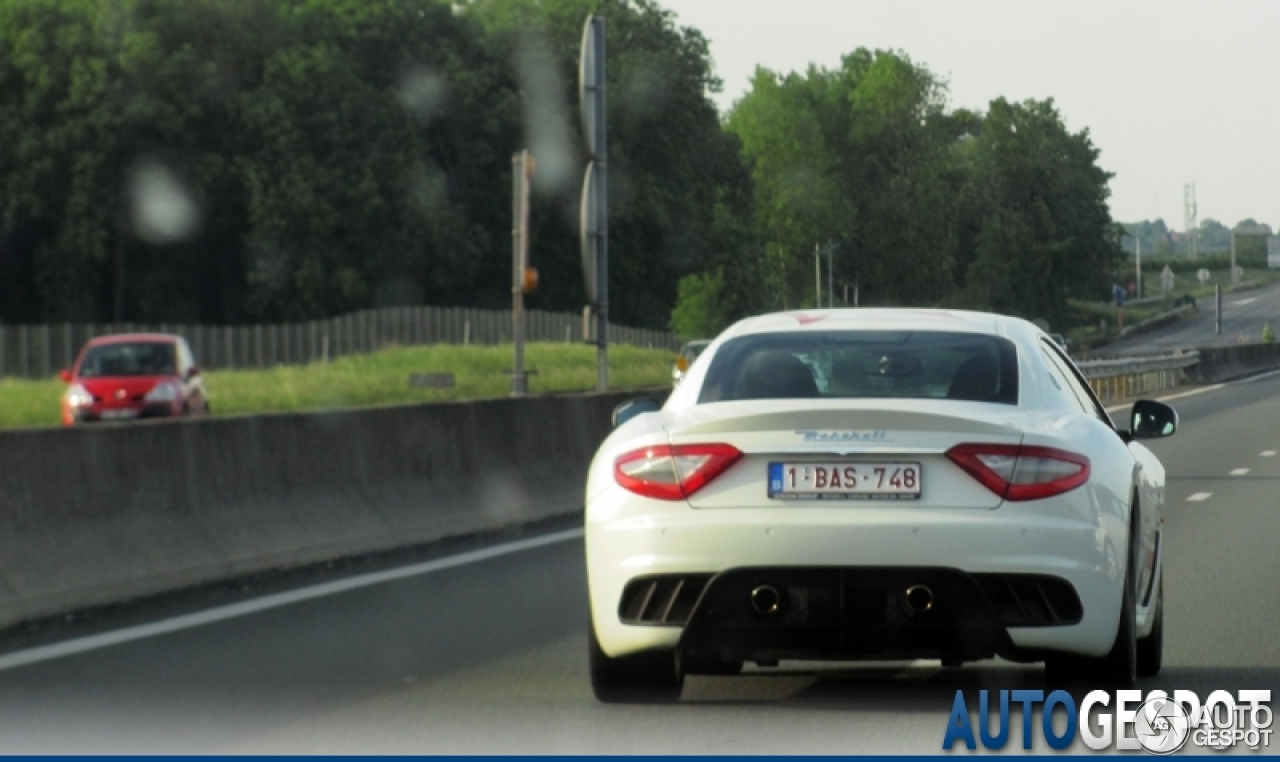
[768,462,922,500]
[100,409,139,420]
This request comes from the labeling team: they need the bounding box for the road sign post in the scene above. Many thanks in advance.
[1215,285,1222,335]
[580,16,608,391]
[511,150,534,396]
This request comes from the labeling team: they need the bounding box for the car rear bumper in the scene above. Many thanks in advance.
[586,492,1128,661]
[622,566,1082,666]
[67,403,180,423]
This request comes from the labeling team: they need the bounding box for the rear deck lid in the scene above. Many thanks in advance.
[670,401,1024,510]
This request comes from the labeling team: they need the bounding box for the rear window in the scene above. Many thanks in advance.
[698,331,1019,404]
[78,342,177,378]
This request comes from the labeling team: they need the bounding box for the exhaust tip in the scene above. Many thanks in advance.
[750,585,782,615]
[902,584,934,615]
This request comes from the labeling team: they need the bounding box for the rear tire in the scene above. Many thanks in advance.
[1137,570,1163,678]
[589,626,683,703]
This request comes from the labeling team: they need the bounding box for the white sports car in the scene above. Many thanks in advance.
[585,309,1176,702]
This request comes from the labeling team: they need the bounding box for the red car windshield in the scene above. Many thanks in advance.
[78,342,177,378]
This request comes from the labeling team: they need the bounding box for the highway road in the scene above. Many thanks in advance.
[1104,280,1280,355]
[1,376,1279,753]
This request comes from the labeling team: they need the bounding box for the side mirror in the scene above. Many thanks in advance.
[612,397,660,429]
[59,368,72,383]
[187,366,201,379]
[1129,399,1177,440]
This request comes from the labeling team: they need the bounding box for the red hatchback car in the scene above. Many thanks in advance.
[60,333,209,425]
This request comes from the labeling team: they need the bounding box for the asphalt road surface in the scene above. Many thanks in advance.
[1104,280,1280,355]
[1,377,1279,753]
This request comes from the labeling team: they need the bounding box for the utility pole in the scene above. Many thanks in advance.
[827,244,833,308]
[1135,238,1142,300]
[814,245,821,308]
[1231,230,1238,288]
[1184,183,1198,261]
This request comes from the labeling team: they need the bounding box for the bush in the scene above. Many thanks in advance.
[1263,323,1275,344]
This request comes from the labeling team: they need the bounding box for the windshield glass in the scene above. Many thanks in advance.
[682,341,711,363]
[698,331,1018,404]
[78,343,177,378]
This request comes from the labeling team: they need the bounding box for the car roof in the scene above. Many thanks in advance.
[85,333,181,346]
[721,308,1014,339]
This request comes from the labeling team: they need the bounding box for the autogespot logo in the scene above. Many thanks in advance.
[1134,696,1190,754]
[942,689,1272,752]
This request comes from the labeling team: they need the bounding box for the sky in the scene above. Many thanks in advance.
[659,0,1279,229]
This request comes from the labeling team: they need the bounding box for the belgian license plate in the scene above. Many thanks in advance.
[768,462,922,500]
[100,409,139,420]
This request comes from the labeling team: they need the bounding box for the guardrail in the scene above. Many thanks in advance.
[1076,351,1200,402]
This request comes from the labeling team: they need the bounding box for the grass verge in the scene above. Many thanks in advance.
[0,342,675,430]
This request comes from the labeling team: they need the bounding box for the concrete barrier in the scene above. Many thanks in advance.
[0,389,661,629]
[1184,343,1280,384]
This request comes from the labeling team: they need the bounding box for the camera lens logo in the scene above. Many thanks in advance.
[1135,696,1191,754]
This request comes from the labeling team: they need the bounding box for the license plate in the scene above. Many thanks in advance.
[100,409,139,420]
[768,462,922,500]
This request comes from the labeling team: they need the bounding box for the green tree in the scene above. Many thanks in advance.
[727,50,959,309]
[669,267,727,340]
[954,98,1123,325]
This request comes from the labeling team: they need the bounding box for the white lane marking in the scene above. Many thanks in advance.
[1156,384,1226,403]
[1262,451,1277,457]
[1105,383,1225,414]
[0,527,584,673]
[1186,492,1213,502]
[1229,298,1257,306]
[1237,368,1280,385]
[1230,468,1250,476]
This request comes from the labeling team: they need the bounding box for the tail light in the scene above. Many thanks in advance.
[614,444,742,501]
[946,443,1090,501]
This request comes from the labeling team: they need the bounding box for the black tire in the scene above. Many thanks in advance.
[1137,569,1163,678]
[589,626,683,703]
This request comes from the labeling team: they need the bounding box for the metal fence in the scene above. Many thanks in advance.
[0,306,681,379]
